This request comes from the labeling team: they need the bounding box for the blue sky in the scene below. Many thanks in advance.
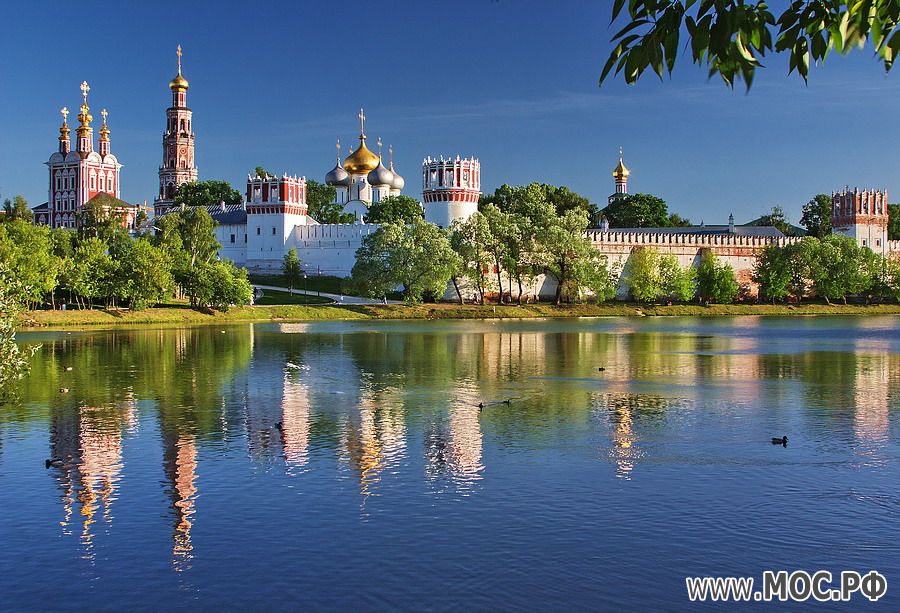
[2,0,898,225]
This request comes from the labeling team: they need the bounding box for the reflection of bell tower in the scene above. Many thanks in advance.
[155,45,198,216]
[162,427,198,571]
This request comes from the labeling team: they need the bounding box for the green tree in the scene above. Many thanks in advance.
[753,244,792,302]
[624,247,663,302]
[886,257,900,301]
[536,207,604,304]
[601,1,900,89]
[888,203,900,240]
[481,203,513,302]
[255,166,272,179]
[180,207,221,268]
[499,184,553,303]
[810,234,877,303]
[658,254,697,302]
[364,195,423,224]
[352,218,461,303]
[2,195,33,223]
[449,212,494,304]
[68,237,113,309]
[800,194,833,239]
[282,248,303,292]
[782,237,820,301]
[540,184,600,226]
[602,193,670,228]
[210,261,253,310]
[77,194,129,244]
[696,251,739,304]
[0,220,60,309]
[306,179,355,224]
[0,262,37,401]
[667,212,692,227]
[754,205,793,236]
[175,180,242,208]
[117,239,175,309]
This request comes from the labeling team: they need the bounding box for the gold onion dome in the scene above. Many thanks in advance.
[170,45,189,91]
[613,148,629,179]
[169,72,189,91]
[343,139,379,174]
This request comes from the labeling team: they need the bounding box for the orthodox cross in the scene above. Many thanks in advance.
[101,109,108,124]
[80,81,90,104]
[389,144,393,166]
[177,45,183,72]
[619,145,624,161]
[358,108,366,136]
[336,139,341,162]
[61,107,69,123]
[376,137,383,156]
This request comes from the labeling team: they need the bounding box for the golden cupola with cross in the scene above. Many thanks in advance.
[343,109,380,175]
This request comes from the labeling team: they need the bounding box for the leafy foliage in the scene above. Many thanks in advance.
[352,219,461,303]
[601,0,900,89]
[174,180,242,208]
[888,203,900,240]
[364,195,423,224]
[602,193,671,228]
[752,205,794,236]
[753,244,792,302]
[282,248,303,291]
[659,254,698,302]
[0,262,37,401]
[449,212,495,304]
[696,251,739,303]
[624,247,663,302]
[306,179,355,224]
[800,194,833,239]
[2,195,33,223]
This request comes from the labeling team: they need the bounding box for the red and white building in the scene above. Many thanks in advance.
[154,46,198,216]
[422,155,481,228]
[832,187,889,256]
[37,81,136,229]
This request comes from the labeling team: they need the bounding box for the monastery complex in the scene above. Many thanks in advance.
[32,47,900,298]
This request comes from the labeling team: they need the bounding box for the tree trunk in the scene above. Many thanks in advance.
[495,262,504,305]
[451,277,464,304]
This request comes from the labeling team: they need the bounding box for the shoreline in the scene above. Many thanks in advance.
[18,302,900,329]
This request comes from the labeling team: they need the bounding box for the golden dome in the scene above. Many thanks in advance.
[613,147,629,179]
[169,72,189,92]
[343,138,380,174]
[169,45,189,91]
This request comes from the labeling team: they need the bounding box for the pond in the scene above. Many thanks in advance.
[2,317,899,610]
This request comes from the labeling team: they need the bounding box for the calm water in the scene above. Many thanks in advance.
[1,317,899,611]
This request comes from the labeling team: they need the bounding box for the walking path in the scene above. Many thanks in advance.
[251,284,401,306]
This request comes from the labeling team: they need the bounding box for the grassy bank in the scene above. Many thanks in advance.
[19,301,900,328]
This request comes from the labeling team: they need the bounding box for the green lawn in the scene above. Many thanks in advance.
[248,273,348,295]
[253,289,333,305]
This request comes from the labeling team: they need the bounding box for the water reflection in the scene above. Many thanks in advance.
[5,317,900,588]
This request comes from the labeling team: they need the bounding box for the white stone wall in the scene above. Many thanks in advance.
[289,223,380,276]
[246,211,308,271]
[216,223,247,266]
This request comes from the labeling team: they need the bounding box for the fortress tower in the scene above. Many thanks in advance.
[832,187,889,256]
[422,156,481,228]
[245,173,308,270]
[155,46,198,216]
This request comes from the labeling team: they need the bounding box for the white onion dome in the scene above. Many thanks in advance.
[325,162,350,187]
[389,164,405,191]
[367,159,395,186]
